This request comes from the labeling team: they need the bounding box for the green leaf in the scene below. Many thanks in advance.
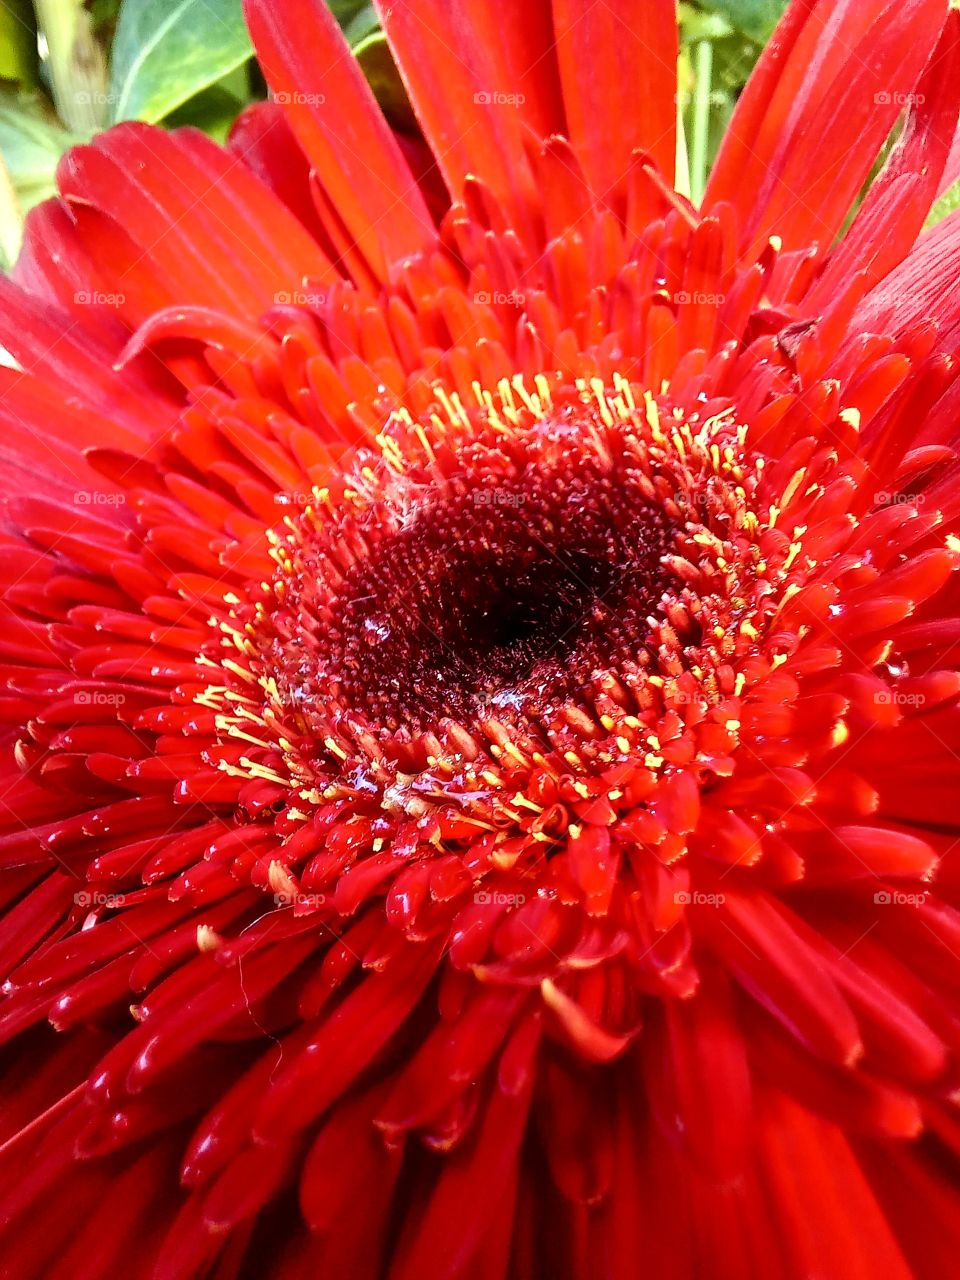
[324,4,411,130]
[678,3,733,42]
[163,81,245,144]
[89,0,123,36]
[0,89,80,265]
[353,31,413,130]
[925,179,960,231]
[35,0,110,132]
[0,91,77,206]
[326,2,381,54]
[698,0,788,43]
[343,4,379,47]
[0,0,38,86]
[326,0,372,31]
[108,0,253,124]
[709,31,763,94]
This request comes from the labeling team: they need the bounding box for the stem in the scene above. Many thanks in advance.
[0,148,22,268]
[34,0,108,134]
[690,39,714,207]
[675,84,691,201]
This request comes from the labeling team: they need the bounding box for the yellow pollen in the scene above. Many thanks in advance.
[196,925,222,952]
[831,722,850,748]
[839,407,861,430]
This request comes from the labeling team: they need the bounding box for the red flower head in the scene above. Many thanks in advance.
[3,0,960,1275]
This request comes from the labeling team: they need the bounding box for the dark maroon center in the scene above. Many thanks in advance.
[284,462,675,729]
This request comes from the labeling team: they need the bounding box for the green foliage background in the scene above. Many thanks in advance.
[0,0,934,269]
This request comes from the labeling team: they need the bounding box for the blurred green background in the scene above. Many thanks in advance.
[0,0,880,269]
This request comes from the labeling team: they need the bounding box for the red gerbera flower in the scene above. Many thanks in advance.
[3,0,960,1274]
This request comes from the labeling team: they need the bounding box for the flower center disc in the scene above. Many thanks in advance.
[248,379,690,747]
[214,376,774,805]
[295,463,673,727]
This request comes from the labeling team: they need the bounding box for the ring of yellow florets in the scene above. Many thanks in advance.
[187,373,819,934]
